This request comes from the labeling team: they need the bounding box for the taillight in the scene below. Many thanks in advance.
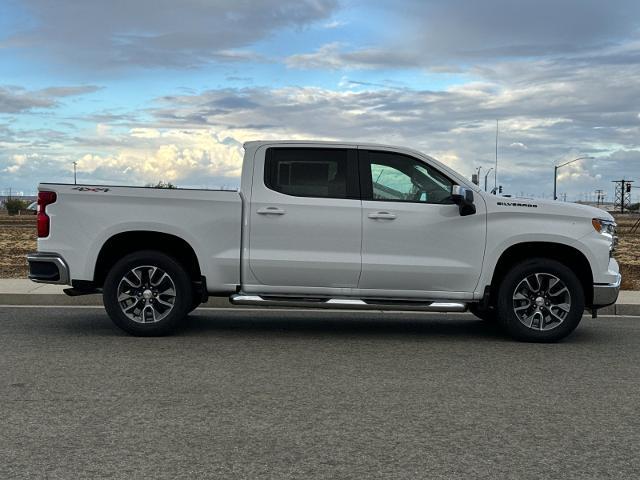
[37,191,57,238]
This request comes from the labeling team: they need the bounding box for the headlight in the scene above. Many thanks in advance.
[592,218,616,235]
[592,218,617,254]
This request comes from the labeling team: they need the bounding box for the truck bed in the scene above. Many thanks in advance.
[37,183,242,292]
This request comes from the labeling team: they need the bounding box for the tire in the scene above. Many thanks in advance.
[103,250,193,336]
[469,304,498,323]
[496,258,585,342]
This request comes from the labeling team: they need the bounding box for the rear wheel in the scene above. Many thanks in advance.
[496,258,585,342]
[103,250,192,336]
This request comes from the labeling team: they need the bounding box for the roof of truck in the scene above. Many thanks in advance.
[243,140,410,150]
[242,140,434,160]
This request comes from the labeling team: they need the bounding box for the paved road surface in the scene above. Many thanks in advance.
[1,306,639,479]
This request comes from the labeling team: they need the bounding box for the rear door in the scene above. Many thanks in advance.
[247,145,362,291]
[357,148,486,297]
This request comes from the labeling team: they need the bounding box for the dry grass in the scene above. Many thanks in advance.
[611,214,640,290]
[1,212,639,289]
[0,213,37,278]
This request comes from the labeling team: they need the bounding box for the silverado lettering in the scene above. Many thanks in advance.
[497,201,538,208]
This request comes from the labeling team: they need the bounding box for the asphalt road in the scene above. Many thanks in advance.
[1,306,639,480]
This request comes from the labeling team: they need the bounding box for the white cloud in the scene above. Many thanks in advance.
[130,128,161,139]
[2,153,35,173]
[96,123,111,136]
[323,19,347,29]
[74,129,244,187]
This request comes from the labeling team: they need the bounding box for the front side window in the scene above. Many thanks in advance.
[265,148,355,199]
[365,151,454,204]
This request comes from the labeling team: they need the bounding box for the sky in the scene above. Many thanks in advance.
[1,0,639,201]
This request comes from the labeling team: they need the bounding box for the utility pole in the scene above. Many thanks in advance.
[73,162,77,185]
[595,189,604,206]
[612,179,633,213]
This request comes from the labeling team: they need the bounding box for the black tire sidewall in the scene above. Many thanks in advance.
[497,258,585,342]
[103,250,192,336]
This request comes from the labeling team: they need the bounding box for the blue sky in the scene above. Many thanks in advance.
[1,0,639,202]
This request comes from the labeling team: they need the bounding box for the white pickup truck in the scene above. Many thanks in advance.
[27,141,620,341]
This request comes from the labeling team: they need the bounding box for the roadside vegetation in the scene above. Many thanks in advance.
[3,198,30,215]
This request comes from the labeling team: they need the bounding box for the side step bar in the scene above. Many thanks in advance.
[230,294,467,312]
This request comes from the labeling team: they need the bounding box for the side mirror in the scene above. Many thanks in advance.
[451,185,476,216]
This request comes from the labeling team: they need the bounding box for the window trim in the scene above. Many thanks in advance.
[264,147,360,200]
[358,149,455,204]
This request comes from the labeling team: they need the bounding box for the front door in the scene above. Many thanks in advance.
[248,145,362,292]
[357,149,486,297]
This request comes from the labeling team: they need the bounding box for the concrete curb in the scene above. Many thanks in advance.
[0,292,637,315]
[0,278,637,313]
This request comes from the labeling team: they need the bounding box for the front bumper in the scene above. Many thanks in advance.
[592,273,621,308]
[26,252,70,285]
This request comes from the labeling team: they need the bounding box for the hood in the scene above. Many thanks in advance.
[485,195,615,221]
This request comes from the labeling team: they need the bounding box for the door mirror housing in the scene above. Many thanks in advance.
[451,185,476,216]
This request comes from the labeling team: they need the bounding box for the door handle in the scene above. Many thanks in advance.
[257,206,286,215]
[368,211,396,220]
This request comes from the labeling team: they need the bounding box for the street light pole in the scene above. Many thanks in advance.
[553,156,594,200]
[494,120,498,190]
[484,167,493,192]
[474,166,482,186]
[73,161,77,185]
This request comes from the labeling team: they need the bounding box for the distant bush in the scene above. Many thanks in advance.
[4,198,30,215]
[146,181,177,189]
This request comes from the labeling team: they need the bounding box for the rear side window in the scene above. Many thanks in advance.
[265,148,358,199]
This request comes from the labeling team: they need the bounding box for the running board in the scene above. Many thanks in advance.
[230,294,467,312]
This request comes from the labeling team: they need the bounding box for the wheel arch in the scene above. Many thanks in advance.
[93,231,202,287]
[488,242,593,306]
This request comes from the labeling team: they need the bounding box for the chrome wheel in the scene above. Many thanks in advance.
[512,273,571,331]
[117,265,176,324]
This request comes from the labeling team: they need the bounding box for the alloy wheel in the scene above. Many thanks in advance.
[512,273,571,331]
[116,265,176,323]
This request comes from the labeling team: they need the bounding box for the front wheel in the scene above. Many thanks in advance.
[103,250,193,336]
[469,304,498,323]
[496,259,585,342]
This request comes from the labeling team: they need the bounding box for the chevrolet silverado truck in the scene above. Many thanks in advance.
[27,141,620,341]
